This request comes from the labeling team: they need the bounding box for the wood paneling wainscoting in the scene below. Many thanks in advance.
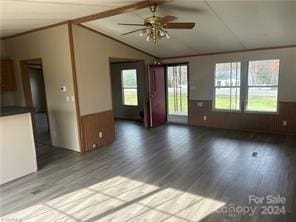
[81,110,115,152]
[189,100,296,135]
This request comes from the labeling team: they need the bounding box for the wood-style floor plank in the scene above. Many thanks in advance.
[0,120,295,222]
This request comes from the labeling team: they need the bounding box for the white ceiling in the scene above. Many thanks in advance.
[84,0,296,58]
[1,0,296,58]
[0,0,139,37]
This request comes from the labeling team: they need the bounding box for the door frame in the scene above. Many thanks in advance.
[108,57,149,128]
[20,58,52,145]
[164,62,190,124]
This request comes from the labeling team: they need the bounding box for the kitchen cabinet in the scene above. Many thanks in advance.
[1,59,16,91]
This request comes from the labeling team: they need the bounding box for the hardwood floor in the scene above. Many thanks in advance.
[1,120,296,222]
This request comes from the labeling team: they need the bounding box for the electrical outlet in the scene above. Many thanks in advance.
[203,115,207,121]
[197,102,204,107]
[282,120,288,127]
[99,132,103,138]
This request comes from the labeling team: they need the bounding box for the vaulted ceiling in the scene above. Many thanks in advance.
[1,0,296,58]
[84,1,296,58]
[0,0,139,37]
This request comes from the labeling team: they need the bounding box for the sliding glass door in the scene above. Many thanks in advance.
[166,64,188,122]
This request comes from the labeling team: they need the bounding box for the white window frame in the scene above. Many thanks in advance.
[121,69,138,106]
[245,59,280,114]
[213,62,242,112]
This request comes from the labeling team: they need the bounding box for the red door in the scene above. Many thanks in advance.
[149,65,166,127]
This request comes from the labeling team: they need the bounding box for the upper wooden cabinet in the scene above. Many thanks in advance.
[1,59,16,91]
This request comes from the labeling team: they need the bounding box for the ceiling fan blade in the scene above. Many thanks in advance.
[165,23,195,29]
[121,28,146,36]
[160,15,177,24]
[118,23,145,26]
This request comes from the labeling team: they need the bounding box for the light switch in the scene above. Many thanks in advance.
[66,96,70,102]
[71,96,75,102]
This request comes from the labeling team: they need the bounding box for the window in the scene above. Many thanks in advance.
[121,69,138,106]
[167,64,188,116]
[246,59,280,112]
[214,62,241,111]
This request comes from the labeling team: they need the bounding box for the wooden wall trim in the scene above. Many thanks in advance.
[1,21,70,40]
[68,22,84,152]
[81,110,115,152]
[77,24,158,59]
[189,100,296,135]
[72,0,170,24]
[161,45,296,60]
[1,23,157,60]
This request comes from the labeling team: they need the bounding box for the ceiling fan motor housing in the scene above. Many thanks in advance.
[145,16,161,25]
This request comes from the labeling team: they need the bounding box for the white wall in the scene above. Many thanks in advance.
[72,25,156,116]
[2,25,80,151]
[162,47,296,102]
[0,113,37,185]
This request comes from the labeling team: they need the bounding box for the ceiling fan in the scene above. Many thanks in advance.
[119,4,195,43]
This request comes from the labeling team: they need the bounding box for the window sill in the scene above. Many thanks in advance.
[122,105,138,107]
[244,110,279,115]
[211,109,279,115]
[212,109,241,113]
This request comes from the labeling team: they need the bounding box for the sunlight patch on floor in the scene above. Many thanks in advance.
[1,176,225,222]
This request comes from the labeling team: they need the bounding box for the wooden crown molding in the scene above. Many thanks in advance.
[77,24,158,59]
[1,21,70,40]
[160,45,296,60]
[1,21,158,59]
[1,0,295,60]
[72,0,171,24]
[1,0,171,40]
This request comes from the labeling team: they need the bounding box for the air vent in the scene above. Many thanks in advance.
[31,189,42,195]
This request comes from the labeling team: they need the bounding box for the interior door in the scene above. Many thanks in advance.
[149,64,166,127]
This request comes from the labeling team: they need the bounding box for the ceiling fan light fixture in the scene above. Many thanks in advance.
[119,3,195,44]
[159,29,166,37]
[139,29,146,37]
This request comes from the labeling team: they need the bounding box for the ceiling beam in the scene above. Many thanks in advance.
[72,0,172,24]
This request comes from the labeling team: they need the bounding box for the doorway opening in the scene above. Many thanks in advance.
[109,58,148,130]
[166,63,189,123]
[20,59,51,146]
